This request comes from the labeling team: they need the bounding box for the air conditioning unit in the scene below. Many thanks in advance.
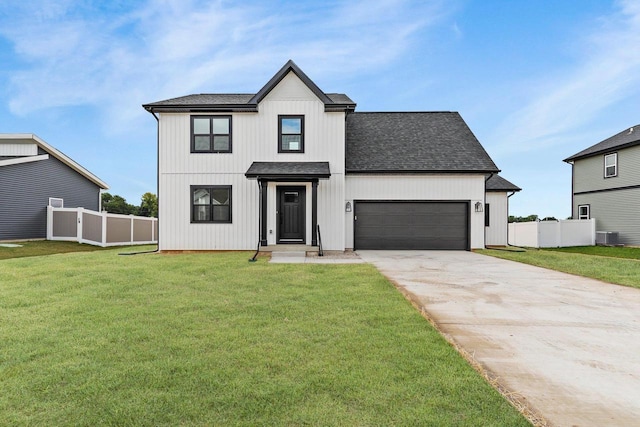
[596,231,619,246]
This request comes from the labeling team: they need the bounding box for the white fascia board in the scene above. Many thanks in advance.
[0,154,49,167]
[0,133,109,189]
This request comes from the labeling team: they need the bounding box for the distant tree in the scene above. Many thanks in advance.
[541,216,558,221]
[101,192,138,215]
[138,192,158,218]
[508,214,539,223]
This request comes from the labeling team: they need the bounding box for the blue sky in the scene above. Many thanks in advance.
[1,0,639,218]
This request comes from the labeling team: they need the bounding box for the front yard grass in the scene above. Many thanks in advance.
[0,250,529,426]
[0,240,117,260]
[477,247,640,289]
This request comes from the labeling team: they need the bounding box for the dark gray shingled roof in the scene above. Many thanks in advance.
[346,112,500,173]
[486,174,521,192]
[245,162,331,179]
[564,125,640,162]
[143,60,355,113]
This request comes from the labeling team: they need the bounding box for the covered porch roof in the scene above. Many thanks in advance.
[245,162,331,181]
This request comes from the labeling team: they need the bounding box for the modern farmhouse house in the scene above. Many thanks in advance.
[564,124,640,246]
[143,60,517,251]
[0,134,108,241]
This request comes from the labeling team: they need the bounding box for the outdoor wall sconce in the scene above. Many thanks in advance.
[474,201,483,212]
[345,201,352,212]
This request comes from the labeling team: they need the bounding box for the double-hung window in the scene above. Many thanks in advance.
[191,186,232,223]
[578,205,590,220]
[279,115,304,153]
[191,116,232,153]
[604,153,617,178]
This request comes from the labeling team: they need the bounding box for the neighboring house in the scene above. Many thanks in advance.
[143,60,518,251]
[485,175,521,246]
[564,125,640,246]
[0,134,108,241]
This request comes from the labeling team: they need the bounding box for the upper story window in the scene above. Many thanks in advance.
[279,115,304,153]
[578,204,590,220]
[191,116,232,153]
[604,153,617,178]
[191,185,232,223]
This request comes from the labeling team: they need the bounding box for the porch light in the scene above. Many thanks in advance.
[475,201,483,212]
[345,201,352,212]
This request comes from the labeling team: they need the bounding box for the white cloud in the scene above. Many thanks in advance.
[0,0,448,134]
[490,0,640,154]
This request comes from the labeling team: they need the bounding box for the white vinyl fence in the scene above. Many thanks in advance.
[508,219,596,248]
[47,206,158,247]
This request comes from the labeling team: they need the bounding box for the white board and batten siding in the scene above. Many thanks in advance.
[485,192,509,246]
[158,72,346,250]
[345,174,486,249]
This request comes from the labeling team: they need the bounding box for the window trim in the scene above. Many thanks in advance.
[278,115,305,153]
[190,185,232,224]
[578,204,590,220]
[191,115,232,153]
[604,152,617,178]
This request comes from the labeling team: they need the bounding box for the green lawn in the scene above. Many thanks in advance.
[477,247,640,289]
[0,250,529,426]
[0,240,116,260]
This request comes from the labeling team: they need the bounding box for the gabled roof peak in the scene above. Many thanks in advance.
[249,60,333,105]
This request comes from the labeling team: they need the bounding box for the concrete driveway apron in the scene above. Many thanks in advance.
[357,250,640,427]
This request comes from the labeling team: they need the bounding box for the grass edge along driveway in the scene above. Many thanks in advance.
[0,250,529,426]
[477,246,640,289]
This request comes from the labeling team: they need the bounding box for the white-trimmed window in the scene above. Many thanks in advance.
[48,197,64,208]
[578,204,590,220]
[604,153,617,178]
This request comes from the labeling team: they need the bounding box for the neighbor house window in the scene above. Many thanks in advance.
[578,204,590,220]
[604,153,617,178]
[191,116,232,153]
[279,115,304,153]
[191,186,232,223]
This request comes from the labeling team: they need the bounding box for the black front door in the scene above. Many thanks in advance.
[277,186,306,243]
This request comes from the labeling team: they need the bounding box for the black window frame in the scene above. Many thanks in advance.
[604,152,617,178]
[278,115,305,153]
[191,185,232,224]
[191,115,232,153]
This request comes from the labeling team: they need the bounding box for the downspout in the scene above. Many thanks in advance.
[119,109,160,255]
[249,177,261,262]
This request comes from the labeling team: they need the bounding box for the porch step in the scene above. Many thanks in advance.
[269,251,306,263]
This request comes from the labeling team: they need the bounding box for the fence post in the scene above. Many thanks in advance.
[47,206,53,241]
[130,214,135,245]
[101,211,108,247]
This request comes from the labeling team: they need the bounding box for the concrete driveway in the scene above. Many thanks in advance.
[357,250,640,427]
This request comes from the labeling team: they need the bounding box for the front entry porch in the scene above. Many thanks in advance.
[245,161,331,248]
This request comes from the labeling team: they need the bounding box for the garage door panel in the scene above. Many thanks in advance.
[354,202,468,250]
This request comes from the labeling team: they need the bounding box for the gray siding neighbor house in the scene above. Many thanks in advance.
[0,134,108,241]
[564,125,640,246]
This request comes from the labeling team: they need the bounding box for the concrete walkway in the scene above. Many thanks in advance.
[269,251,365,264]
[357,250,640,427]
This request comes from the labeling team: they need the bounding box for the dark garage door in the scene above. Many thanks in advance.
[354,201,469,250]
